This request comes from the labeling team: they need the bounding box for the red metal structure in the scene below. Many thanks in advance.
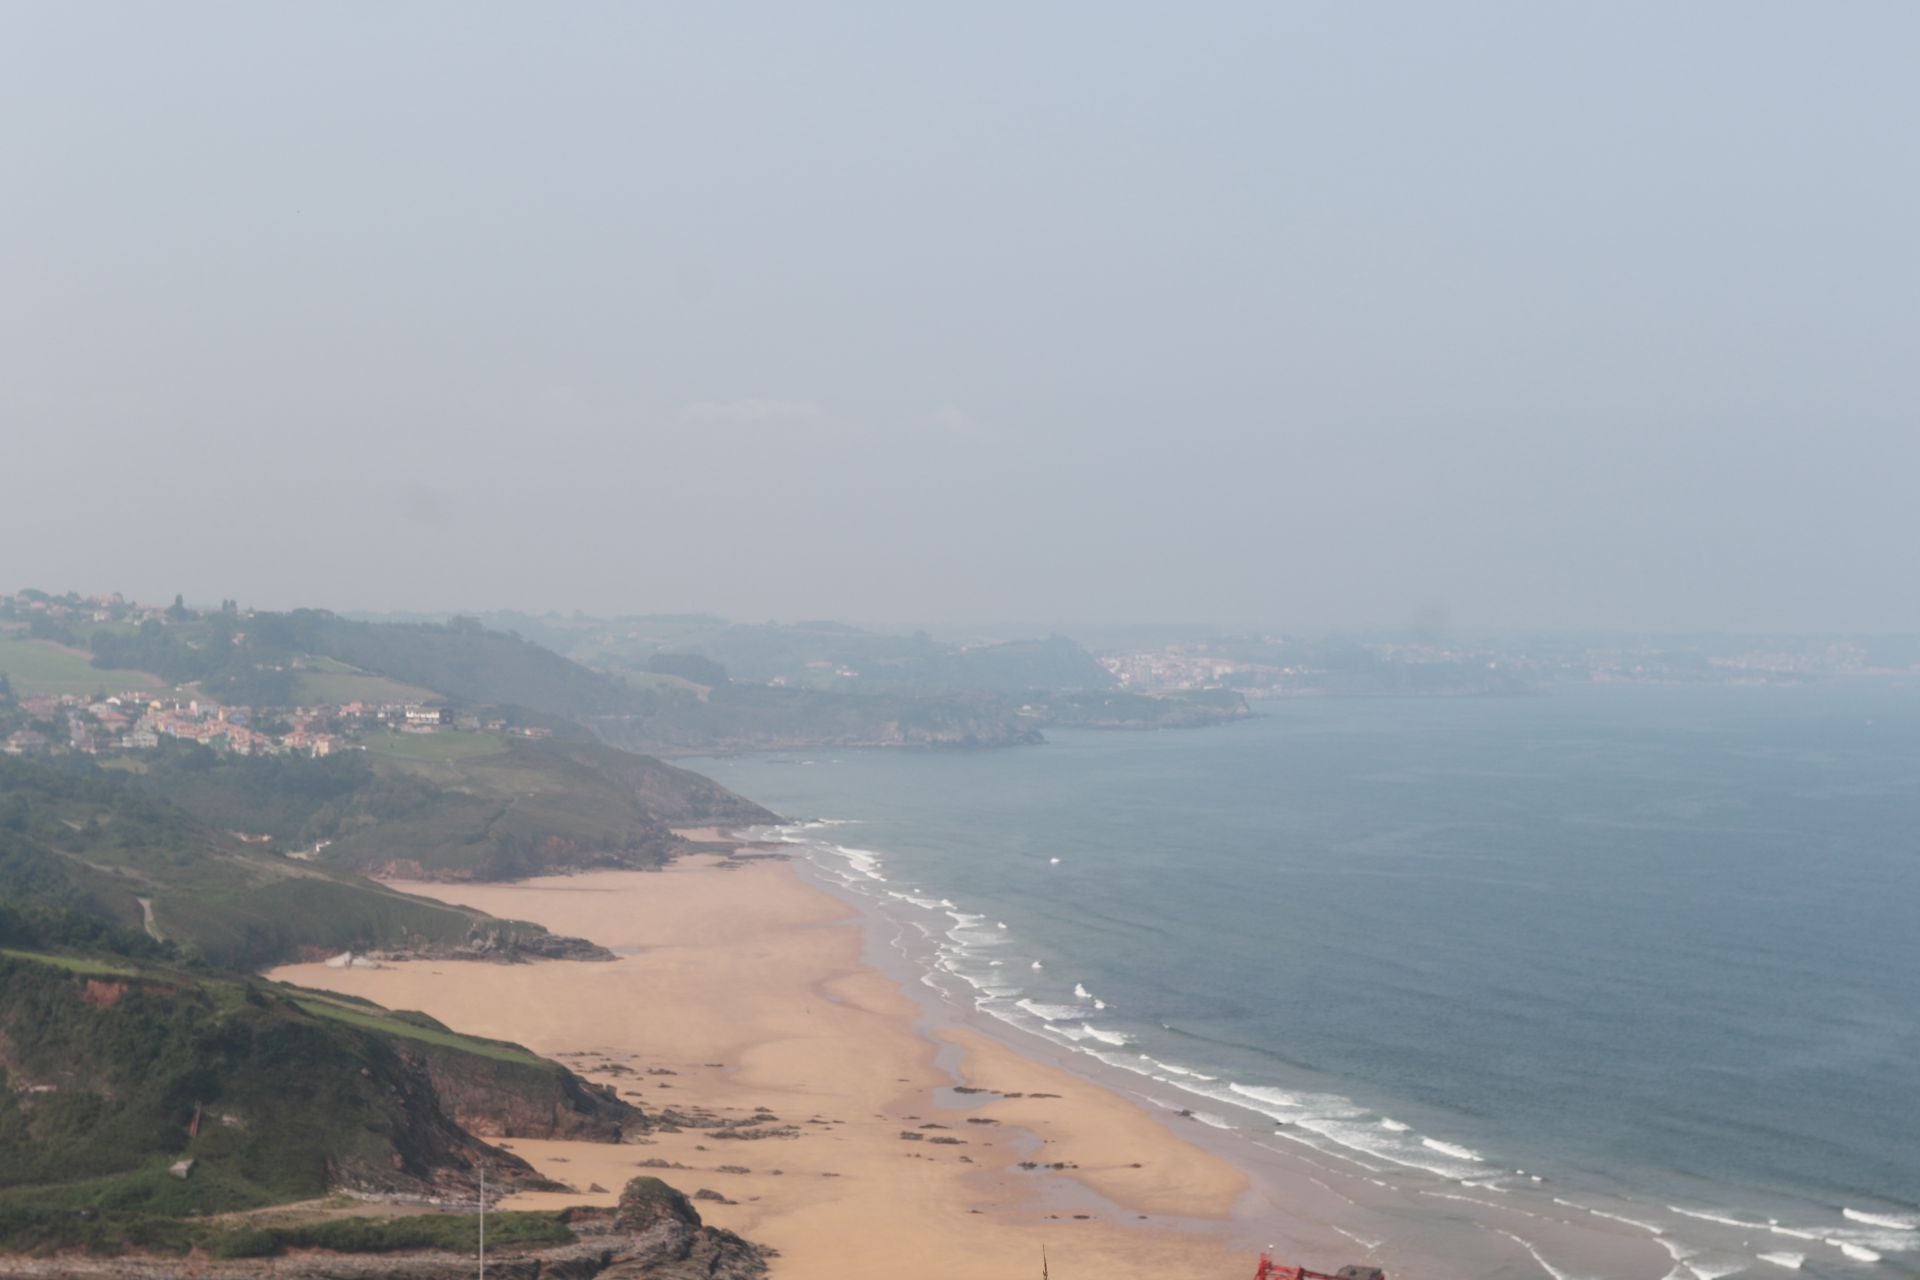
[1254,1255,1386,1280]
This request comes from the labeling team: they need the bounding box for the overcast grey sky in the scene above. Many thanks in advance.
[4,4,1915,632]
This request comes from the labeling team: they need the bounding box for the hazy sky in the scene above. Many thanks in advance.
[4,4,1915,633]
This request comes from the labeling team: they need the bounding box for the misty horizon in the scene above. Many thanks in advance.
[5,5,1915,632]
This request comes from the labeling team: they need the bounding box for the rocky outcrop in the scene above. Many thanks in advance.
[457,921,615,962]
[596,1176,769,1280]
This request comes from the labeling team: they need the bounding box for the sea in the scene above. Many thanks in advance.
[685,681,1920,1280]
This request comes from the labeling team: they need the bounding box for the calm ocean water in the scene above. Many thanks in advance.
[687,682,1920,1278]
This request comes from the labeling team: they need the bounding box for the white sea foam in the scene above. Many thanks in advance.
[1683,1256,1751,1280]
[1145,1058,1216,1081]
[1497,1230,1594,1280]
[1080,1024,1130,1046]
[1422,1137,1485,1163]
[1332,1225,1385,1251]
[831,845,887,880]
[1228,1083,1309,1112]
[1828,1241,1881,1263]
[1074,983,1093,1000]
[1379,1117,1411,1132]
[1757,1254,1803,1270]
[1093,998,1107,1009]
[1551,1199,1664,1234]
[1030,960,1043,970]
[1670,1207,1760,1231]
[1014,999,1084,1022]
[1843,1209,1917,1231]
[1423,1190,1511,1213]
[1212,1081,1499,1180]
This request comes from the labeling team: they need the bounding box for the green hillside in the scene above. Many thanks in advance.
[135,736,775,883]
[85,609,635,721]
[0,634,160,698]
[0,751,653,1260]
[286,655,438,705]
[0,947,636,1254]
[0,755,588,968]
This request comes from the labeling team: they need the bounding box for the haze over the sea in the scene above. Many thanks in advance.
[4,4,1917,633]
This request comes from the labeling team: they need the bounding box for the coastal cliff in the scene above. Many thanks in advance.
[0,953,663,1256]
[0,956,556,1215]
[395,1027,643,1142]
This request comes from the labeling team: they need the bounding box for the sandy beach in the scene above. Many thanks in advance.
[271,853,1255,1280]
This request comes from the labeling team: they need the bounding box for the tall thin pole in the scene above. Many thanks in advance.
[478,1163,486,1280]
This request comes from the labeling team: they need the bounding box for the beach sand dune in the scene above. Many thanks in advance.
[272,859,1251,1280]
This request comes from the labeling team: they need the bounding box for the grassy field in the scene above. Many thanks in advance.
[0,635,161,697]
[289,996,545,1065]
[611,668,709,696]
[0,949,144,977]
[290,658,438,706]
[204,1211,572,1260]
[355,729,509,763]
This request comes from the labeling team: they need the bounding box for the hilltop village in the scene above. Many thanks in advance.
[0,590,551,760]
[0,689,550,761]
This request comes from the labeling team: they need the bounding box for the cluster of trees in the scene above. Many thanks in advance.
[87,615,293,706]
[140,740,442,850]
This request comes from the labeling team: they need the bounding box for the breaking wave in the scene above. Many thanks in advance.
[1422,1138,1485,1163]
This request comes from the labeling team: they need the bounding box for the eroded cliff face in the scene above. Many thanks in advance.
[400,1042,644,1143]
